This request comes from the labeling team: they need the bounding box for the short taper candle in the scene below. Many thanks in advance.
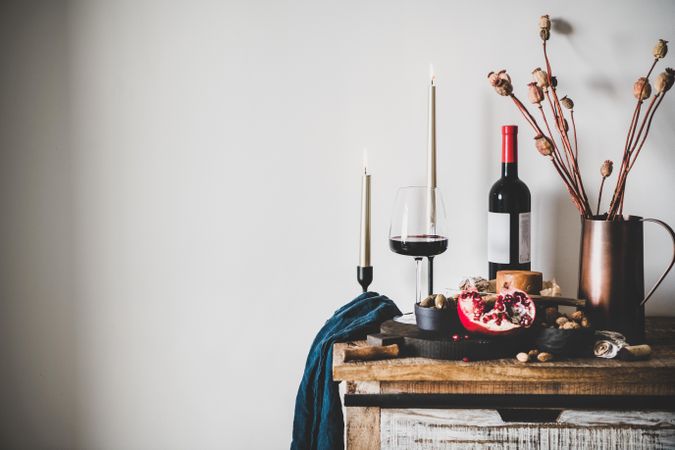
[359,150,371,267]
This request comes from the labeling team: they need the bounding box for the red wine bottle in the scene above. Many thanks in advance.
[488,125,531,279]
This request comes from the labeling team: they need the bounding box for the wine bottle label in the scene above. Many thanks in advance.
[487,212,510,264]
[487,211,531,264]
[519,212,531,264]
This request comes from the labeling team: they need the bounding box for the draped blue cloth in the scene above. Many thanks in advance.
[291,292,401,450]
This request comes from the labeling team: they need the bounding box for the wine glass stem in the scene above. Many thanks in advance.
[427,256,434,295]
[415,257,423,304]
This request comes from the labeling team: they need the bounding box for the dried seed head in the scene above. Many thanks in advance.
[600,160,613,178]
[540,28,550,41]
[494,80,513,96]
[487,71,500,87]
[539,15,551,31]
[550,76,558,88]
[532,67,549,88]
[560,95,574,109]
[654,68,675,93]
[527,82,544,104]
[653,39,668,59]
[633,77,652,100]
[535,135,553,157]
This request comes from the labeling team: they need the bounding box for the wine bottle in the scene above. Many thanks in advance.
[488,125,531,279]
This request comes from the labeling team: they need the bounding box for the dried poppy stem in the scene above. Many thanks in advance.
[543,91,572,171]
[610,93,661,218]
[543,43,592,216]
[596,177,606,216]
[612,92,666,217]
[571,110,578,159]
[609,58,661,219]
[629,93,665,171]
[509,94,585,212]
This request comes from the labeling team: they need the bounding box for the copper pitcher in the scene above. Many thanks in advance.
[578,216,675,342]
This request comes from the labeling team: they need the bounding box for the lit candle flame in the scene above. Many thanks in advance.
[363,148,369,174]
[429,63,436,85]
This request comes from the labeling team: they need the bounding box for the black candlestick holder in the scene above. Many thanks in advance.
[357,266,373,292]
[427,256,434,295]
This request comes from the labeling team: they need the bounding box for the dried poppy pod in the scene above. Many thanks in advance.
[532,67,549,88]
[653,39,668,59]
[540,28,550,41]
[561,118,569,132]
[535,135,553,157]
[654,68,675,93]
[539,15,551,31]
[495,81,513,96]
[488,70,510,87]
[488,70,513,96]
[560,96,574,109]
[528,82,544,104]
[600,160,613,178]
[633,77,652,100]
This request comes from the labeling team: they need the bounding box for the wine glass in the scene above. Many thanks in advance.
[389,186,448,305]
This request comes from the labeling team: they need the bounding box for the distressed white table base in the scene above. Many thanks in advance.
[379,409,675,450]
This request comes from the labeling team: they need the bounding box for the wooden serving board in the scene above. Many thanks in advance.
[380,319,527,361]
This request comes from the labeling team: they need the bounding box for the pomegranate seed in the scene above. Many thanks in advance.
[462,357,470,362]
[452,334,460,342]
[464,335,470,340]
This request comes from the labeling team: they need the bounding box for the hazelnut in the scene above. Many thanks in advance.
[581,317,591,328]
[434,294,447,309]
[528,349,540,359]
[544,307,560,323]
[420,295,434,307]
[537,352,554,362]
[516,352,530,363]
[570,311,585,322]
[562,321,581,330]
[555,316,569,327]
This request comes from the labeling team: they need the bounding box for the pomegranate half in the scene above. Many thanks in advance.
[457,288,536,336]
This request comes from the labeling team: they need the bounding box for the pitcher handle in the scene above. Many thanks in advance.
[640,218,675,306]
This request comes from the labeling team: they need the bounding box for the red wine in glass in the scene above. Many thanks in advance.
[389,187,448,304]
[389,234,448,257]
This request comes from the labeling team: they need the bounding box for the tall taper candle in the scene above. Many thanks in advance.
[359,149,371,267]
[427,65,437,190]
[427,66,437,231]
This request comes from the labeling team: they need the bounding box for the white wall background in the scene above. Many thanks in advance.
[1,0,674,448]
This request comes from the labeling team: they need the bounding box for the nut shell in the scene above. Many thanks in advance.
[544,307,560,323]
[420,295,434,307]
[537,352,554,362]
[434,294,447,309]
[555,316,569,327]
[516,352,530,363]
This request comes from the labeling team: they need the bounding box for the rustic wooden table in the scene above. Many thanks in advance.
[333,317,675,450]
